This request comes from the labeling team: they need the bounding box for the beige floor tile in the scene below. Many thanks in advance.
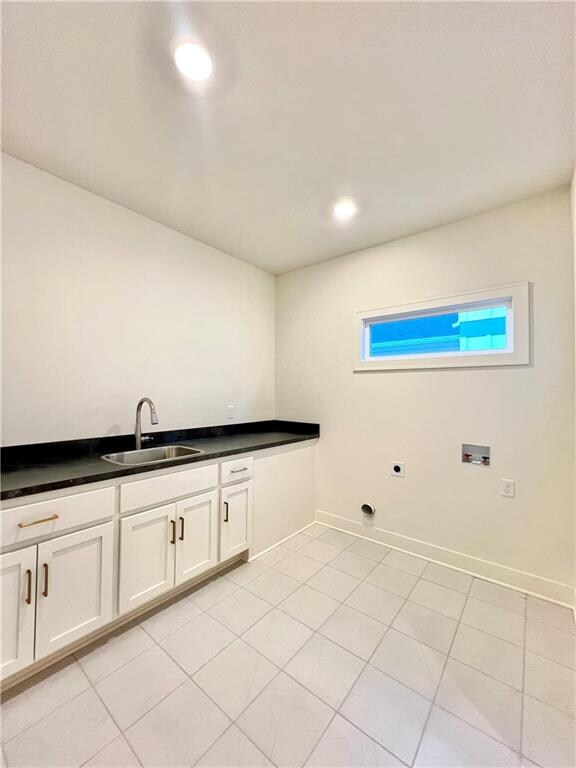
[409,580,465,620]
[275,552,324,582]
[1,659,89,743]
[242,608,313,666]
[4,689,118,768]
[340,665,431,764]
[196,725,273,767]
[125,680,229,767]
[160,612,235,675]
[139,596,201,642]
[526,597,575,634]
[84,736,140,768]
[319,604,387,660]
[421,563,472,594]
[524,651,575,717]
[526,619,576,669]
[224,560,269,587]
[285,634,364,708]
[345,582,404,625]
[522,695,575,768]
[193,640,278,719]
[208,588,271,634]
[347,539,391,563]
[298,539,341,565]
[365,563,418,598]
[189,577,240,611]
[280,585,339,629]
[450,624,523,689]
[470,580,526,616]
[383,551,427,576]
[237,673,333,768]
[436,659,522,751]
[392,601,457,654]
[306,715,403,767]
[77,623,154,682]
[371,628,445,699]
[330,550,377,580]
[245,569,301,605]
[415,706,521,767]
[308,566,360,601]
[95,646,187,730]
[461,598,525,646]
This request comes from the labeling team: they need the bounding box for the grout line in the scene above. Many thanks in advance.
[520,586,528,762]
[1,683,92,747]
[4,528,571,767]
[408,568,474,766]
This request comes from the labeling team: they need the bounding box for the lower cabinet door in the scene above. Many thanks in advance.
[35,522,113,660]
[175,491,219,586]
[220,482,252,560]
[0,545,37,679]
[119,504,176,615]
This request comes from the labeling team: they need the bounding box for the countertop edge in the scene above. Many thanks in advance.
[1,433,318,502]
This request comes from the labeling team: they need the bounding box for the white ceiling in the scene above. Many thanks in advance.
[3,2,574,274]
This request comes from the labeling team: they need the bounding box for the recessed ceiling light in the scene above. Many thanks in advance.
[173,42,213,81]
[332,197,358,223]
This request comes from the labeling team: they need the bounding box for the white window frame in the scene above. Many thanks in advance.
[354,282,530,372]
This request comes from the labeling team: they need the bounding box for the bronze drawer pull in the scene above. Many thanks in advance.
[170,519,176,545]
[179,517,185,541]
[18,514,60,529]
[42,563,49,598]
[223,501,229,523]
[230,467,248,474]
[25,569,32,604]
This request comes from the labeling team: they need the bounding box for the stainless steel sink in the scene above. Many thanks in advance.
[101,445,204,466]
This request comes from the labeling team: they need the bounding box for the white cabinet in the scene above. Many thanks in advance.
[0,546,37,678]
[118,505,176,615]
[175,491,219,586]
[0,522,114,675]
[119,491,221,613]
[220,482,252,560]
[35,523,114,659]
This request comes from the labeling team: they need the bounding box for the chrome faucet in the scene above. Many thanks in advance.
[135,397,159,450]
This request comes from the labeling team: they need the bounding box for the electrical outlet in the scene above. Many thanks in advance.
[501,479,515,498]
[226,404,235,419]
[391,461,405,478]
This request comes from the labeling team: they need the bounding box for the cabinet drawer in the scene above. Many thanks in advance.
[220,457,253,485]
[120,464,218,514]
[2,487,115,548]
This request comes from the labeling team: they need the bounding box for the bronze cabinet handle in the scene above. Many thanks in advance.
[230,467,248,474]
[170,519,176,545]
[179,517,185,541]
[18,514,60,529]
[42,563,49,597]
[223,501,229,523]
[25,569,32,604]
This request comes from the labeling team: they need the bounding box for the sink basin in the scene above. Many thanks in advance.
[101,445,204,466]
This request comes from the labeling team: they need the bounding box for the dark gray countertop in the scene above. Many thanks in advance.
[1,421,319,501]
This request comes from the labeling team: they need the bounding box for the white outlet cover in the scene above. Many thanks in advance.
[391,461,405,478]
[501,479,515,498]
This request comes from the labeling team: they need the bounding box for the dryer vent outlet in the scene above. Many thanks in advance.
[361,503,375,516]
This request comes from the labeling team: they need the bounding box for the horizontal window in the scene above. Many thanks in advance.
[354,283,530,371]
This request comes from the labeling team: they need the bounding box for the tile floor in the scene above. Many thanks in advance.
[2,523,575,768]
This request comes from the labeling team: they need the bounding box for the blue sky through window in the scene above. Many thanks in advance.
[369,306,507,358]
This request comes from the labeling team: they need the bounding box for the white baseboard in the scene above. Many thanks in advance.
[316,509,574,608]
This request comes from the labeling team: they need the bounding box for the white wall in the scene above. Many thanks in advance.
[277,190,575,603]
[2,155,276,444]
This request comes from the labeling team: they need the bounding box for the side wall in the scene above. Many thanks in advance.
[276,190,575,604]
[2,155,276,444]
